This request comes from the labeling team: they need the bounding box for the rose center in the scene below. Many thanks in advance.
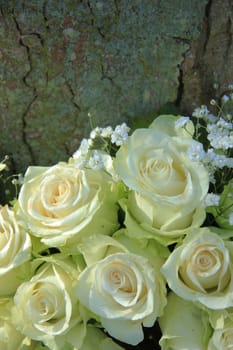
[179,244,231,292]
[110,269,132,292]
[48,182,68,205]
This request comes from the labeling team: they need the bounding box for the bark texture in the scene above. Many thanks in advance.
[0,0,210,173]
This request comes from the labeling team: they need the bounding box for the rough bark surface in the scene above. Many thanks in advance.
[0,0,208,172]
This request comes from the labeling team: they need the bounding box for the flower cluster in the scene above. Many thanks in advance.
[0,94,232,350]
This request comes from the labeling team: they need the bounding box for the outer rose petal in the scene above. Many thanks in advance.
[159,292,212,350]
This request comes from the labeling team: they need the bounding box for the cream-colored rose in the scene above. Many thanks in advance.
[12,256,87,350]
[162,227,233,309]
[115,115,209,243]
[75,242,166,345]
[0,205,31,296]
[159,292,212,350]
[17,162,119,246]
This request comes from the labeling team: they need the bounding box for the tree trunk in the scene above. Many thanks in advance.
[0,0,218,173]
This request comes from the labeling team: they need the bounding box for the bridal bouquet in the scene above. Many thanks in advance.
[0,92,232,350]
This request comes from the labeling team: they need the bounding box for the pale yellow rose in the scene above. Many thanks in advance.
[115,115,208,243]
[17,162,119,246]
[0,205,32,296]
[159,292,212,350]
[12,256,87,350]
[75,233,167,345]
[162,227,233,309]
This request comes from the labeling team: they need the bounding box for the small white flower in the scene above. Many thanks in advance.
[187,143,205,161]
[79,138,91,155]
[210,99,217,106]
[111,123,130,146]
[100,126,113,138]
[222,94,230,103]
[192,105,210,119]
[202,193,220,208]
[90,127,101,139]
[87,152,104,170]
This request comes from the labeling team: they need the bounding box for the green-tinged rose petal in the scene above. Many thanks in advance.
[81,326,124,350]
[77,234,127,266]
[120,198,205,246]
[101,317,144,345]
[159,292,212,350]
[0,205,32,296]
[149,114,194,138]
[208,308,233,350]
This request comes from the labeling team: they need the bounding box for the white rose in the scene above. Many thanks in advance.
[75,250,165,345]
[115,115,209,242]
[159,292,212,350]
[0,205,31,296]
[12,256,87,350]
[17,163,119,246]
[162,227,233,309]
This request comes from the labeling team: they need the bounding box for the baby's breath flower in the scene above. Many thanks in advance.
[90,127,101,139]
[87,151,104,170]
[221,94,230,103]
[111,122,130,146]
[187,143,205,162]
[207,118,233,150]
[100,126,113,138]
[192,105,210,119]
[202,193,220,208]
[210,99,217,106]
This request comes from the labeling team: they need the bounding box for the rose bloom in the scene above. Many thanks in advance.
[115,115,209,243]
[75,249,166,345]
[159,292,212,350]
[0,205,31,296]
[17,162,119,246]
[12,256,87,350]
[162,227,233,309]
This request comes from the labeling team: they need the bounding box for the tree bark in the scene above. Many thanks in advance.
[0,0,213,173]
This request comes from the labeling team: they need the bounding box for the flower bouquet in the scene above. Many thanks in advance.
[0,90,232,350]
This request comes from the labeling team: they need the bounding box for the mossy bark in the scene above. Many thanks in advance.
[0,0,232,174]
[0,0,210,173]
